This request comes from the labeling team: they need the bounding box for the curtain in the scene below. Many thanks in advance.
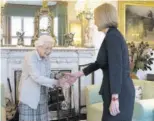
[4,4,56,17]
[56,2,68,46]
[4,4,40,17]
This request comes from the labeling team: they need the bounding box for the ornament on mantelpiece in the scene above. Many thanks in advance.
[16,31,25,46]
[85,10,93,20]
[64,33,75,47]
[84,20,96,48]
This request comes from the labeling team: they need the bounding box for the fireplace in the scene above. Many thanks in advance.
[0,47,95,113]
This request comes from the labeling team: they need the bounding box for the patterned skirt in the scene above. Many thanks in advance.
[19,86,49,121]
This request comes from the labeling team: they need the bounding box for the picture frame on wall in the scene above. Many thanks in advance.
[118,1,154,48]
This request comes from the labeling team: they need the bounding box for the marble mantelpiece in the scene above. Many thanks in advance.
[0,46,96,111]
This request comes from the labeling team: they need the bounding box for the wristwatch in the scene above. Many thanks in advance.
[112,97,118,101]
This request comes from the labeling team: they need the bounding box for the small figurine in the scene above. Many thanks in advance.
[64,33,75,47]
[16,31,25,46]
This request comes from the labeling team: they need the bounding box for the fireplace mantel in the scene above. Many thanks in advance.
[0,46,96,111]
[0,47,95,61]
[0,46,96,52]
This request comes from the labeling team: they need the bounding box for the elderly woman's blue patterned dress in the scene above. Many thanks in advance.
[19,86,48,121]
[19,52,51,121]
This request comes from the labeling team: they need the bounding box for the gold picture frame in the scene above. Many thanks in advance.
[118,1,154,48]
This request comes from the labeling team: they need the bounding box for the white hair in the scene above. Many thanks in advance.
[34,35,55,47]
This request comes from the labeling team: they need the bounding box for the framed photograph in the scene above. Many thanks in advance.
[118,1,154,48]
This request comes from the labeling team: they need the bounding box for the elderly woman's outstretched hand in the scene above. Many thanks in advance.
[58,71,84,88]
[58,77,70,89]
[63,71,84,85]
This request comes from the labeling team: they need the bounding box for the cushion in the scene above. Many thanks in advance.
[133,99,154,120]
[142,81,154,99]
[133,79,145,89]
[89,102,103,112]
[85,85,102,105]
[135,86,143,101]
[87,102,103,121]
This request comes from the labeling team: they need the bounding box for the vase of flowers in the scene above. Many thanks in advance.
[127,41,154,78]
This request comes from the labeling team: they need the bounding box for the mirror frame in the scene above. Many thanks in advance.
[32,7,55,45]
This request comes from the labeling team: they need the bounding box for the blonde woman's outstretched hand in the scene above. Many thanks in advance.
[64,71,84,85]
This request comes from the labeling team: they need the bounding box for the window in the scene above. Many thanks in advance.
[11,16,34,46]
[10,16,59,46]
[54,17,58,42]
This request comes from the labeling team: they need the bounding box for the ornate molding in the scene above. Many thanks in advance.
[0,47,96,59]
[0,47,95,51]
[8,58,23,64]
[1,47,95,65]
[49,58,78,64]
[7,57,79,65]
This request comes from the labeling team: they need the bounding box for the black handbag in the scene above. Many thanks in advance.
[49,71,65,104]
[48,86,65,104]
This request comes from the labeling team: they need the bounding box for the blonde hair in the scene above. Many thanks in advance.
[94,3,118,31]
[35,35,55,47]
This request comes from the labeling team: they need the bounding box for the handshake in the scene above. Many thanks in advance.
[55,71,84,88]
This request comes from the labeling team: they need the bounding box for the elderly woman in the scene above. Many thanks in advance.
[18,35,57,121]
[66,3,135,121]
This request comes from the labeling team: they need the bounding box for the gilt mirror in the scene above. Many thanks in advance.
[39,15,49,33]
[32,6,55,45]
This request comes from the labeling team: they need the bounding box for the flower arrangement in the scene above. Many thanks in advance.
[76,10,93,21]
[128,41,154,73]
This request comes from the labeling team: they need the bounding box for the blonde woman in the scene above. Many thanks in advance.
[18,35,57,121]
[65,3,135,121]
